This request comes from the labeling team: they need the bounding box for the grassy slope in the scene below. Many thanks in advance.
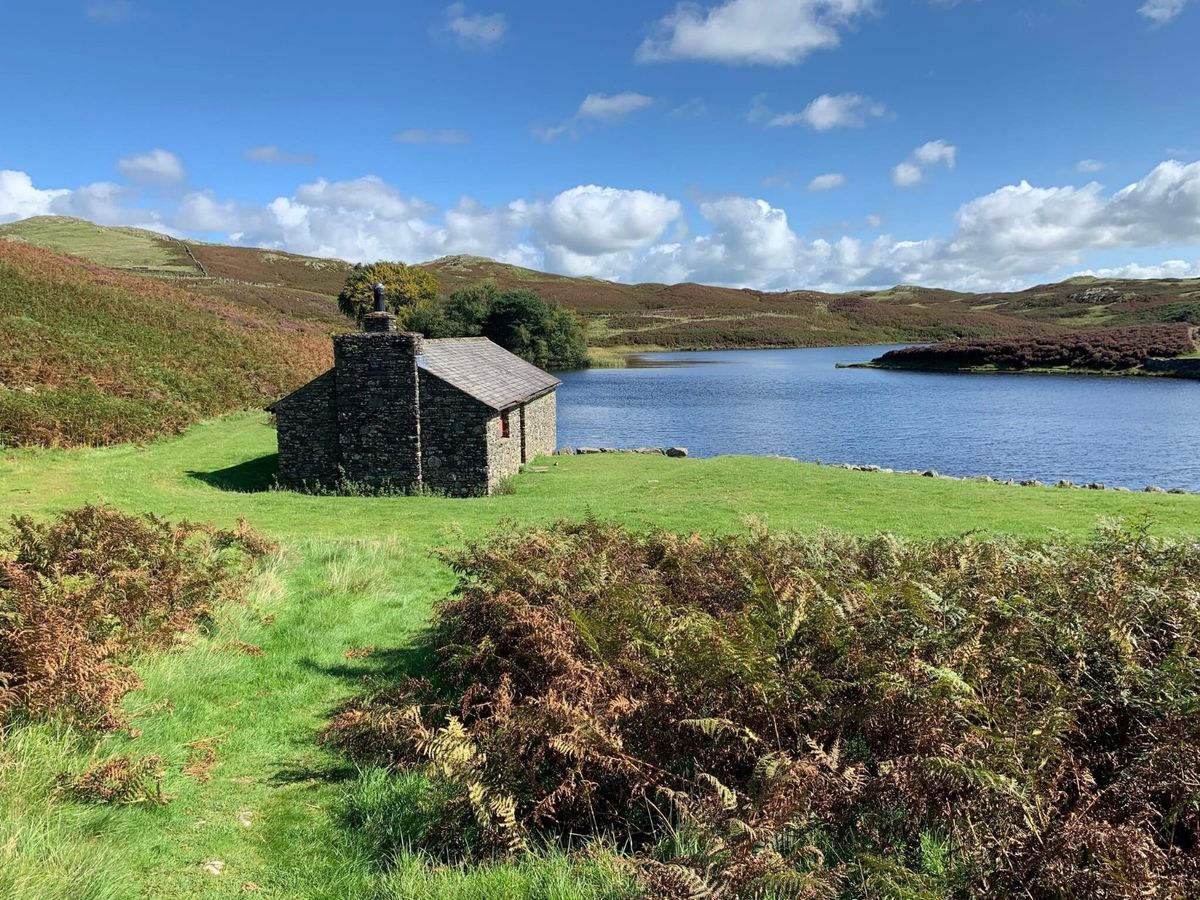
[0,241,335,446]
[2,413,1198,899]
[0,217,198,274]
[0,216,351,327]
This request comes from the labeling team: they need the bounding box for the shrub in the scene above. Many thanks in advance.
[402,282,590,370]
[325,519,1200,898]
[875,324,1196,371]
[337,262,439,321]
[0,505,273,729]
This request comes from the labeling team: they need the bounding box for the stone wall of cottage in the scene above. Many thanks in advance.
[419,371,491,496]
[276,370,340,486]
[520,392,557,461]
[486,405,525,492]
[332,331,423,491]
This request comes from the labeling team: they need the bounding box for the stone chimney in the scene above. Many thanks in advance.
[330,281,425,490]
[362,282,397,333]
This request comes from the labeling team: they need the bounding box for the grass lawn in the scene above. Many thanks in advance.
[2,412,1198,899]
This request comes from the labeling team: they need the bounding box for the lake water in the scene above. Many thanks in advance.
[555,345,1200,491]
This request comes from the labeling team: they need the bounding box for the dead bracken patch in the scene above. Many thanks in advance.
[343,646,375,660]
[183,738,220,783]
[62,753,167,805]
[326,518,1200,898]
[0,505,273,730]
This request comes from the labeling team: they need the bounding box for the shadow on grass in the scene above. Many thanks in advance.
[298,641,438,687]
[273,642,439,787]
[189,453,279,493]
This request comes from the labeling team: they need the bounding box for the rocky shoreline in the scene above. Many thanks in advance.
[557,445,690,457]
[798,460,1195,495]
[553,446,1195,495]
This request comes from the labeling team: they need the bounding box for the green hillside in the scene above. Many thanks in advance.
[0,216,198,274]
[0,240,333,447]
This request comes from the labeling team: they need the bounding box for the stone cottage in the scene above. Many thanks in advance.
[269,297,560,496]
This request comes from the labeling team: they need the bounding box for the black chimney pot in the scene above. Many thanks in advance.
[372,283,386,313]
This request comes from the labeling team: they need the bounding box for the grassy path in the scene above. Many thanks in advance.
[2,412,1198,898]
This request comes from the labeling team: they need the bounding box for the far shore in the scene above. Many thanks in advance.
[840,360,1200,380]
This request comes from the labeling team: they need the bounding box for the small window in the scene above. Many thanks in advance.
[499,412,511,439]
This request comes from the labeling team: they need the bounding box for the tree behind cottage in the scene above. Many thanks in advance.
[336,262,439,321]
[407,281,590,370]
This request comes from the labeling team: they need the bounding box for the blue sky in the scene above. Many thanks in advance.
[2,0,1198,291]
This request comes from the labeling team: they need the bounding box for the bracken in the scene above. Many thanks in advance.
[326,518,1200,899]
[0,504,273,730]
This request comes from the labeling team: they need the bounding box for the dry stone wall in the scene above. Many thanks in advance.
[419,371,491,496]
[520,392,557,461]
[332,331,424,491]
[275,370,339,485]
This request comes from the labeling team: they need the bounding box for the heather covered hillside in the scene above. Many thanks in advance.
[872,324,1199,374]
[0,241,333,447]
[8,217,1200,359]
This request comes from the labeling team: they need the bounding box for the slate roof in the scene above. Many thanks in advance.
[419,337,561,411]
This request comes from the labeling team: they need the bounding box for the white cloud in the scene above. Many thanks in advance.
[536,185,681,256]
[913,140,957,168]
[767,93,885,130]
[1076,159,1109,173]
[892,161,924,188]
[808,173,847,192]
[394,129,471,144]
[441,3,506,47]
[537,92,655,141]
[1138,0,1191,24]
[0,169,167,231]
[636,0,879,65]
[893,140,957,187]
[117,149,186,186]
[578,92,655,121]
[245,145,316,165]
[7,158,1200,295]
[1072,259,1200,279]
[0,170,70,222]
[175,191,248,232]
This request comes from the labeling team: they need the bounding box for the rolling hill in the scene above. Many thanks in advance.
[422,254,1200,351]
[3,214,1200,447]
[5,216,1200,355]
[0,238,333,447]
